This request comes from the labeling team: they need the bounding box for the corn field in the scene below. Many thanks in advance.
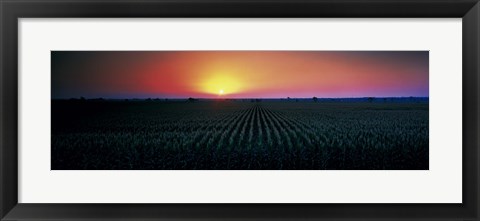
[52,100,428,170]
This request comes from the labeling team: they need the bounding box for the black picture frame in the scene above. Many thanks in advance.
[1,0,479,220]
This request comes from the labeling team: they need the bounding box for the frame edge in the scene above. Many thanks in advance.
[1,0,479,220]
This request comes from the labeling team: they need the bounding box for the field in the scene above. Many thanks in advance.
[51,99,429,170]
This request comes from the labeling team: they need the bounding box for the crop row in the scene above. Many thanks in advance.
[51,101,429,169]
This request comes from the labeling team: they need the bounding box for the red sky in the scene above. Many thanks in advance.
[52,51,428,99]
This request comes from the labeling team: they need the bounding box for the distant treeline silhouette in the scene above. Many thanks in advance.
[60,96,429,103]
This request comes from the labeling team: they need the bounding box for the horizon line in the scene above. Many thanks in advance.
[52,96,430,100]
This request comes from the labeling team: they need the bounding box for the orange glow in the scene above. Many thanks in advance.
[51,51,429,99]
[200,71,245,96]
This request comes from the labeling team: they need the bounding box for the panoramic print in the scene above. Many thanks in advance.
[51,51,429,170]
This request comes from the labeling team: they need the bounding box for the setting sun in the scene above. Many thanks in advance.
[200,72,244,97]
[51,51,429,99]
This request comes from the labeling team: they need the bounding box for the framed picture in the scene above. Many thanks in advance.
[1,0,479,220]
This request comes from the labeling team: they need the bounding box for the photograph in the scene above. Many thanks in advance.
[51,51,429,170]
[3,0,479,219]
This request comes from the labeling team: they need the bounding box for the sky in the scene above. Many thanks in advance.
[51,51,428,99]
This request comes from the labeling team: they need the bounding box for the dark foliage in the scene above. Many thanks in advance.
[51,100,429,170]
